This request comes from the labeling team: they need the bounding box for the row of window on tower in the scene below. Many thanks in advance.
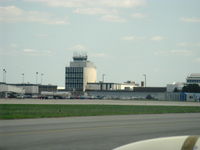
[66,73,83,78]
[66,67,83,73]
[66,78,83,83]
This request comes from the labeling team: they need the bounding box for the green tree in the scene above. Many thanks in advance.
[182,84,200,93]
[173,88,179,92]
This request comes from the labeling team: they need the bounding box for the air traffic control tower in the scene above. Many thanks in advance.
[65,53,97,91]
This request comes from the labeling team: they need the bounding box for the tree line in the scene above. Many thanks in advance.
[181,84,200,93]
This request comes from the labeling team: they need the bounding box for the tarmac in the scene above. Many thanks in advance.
[1,113,200,150]
[0,98,200,106]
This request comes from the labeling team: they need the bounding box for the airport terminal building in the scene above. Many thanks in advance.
[0,82,57,98]
[186,73,200,85]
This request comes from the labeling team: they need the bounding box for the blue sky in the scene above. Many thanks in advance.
[0,0,200,87]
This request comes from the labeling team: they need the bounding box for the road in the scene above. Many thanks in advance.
[1,99,200,106]
[0,113,200,150]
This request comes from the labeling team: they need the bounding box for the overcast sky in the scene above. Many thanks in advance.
[0,0,200,87]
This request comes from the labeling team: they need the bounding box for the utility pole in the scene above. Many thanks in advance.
[3,69,6,83]
[41,73,44,85]
[102,74,106,83]
[36,72,38,84]
[21,73,25,95]
[22,73,24,83]
[143,74,147,87]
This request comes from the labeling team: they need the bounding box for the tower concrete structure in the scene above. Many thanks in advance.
[65,53,97,91]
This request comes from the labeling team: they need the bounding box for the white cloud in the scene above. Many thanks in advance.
[197,43,200,47]
[1,44,53,56]
[170,49,193,56]
[101,0,146,8]
[194,58,200,63]
[25,0,146,8]
[155,49,193,56]
[181,17,200,23]
[10,43,18,48]
[73,8,117,15]
[67,44,108,58]
[24,0,146,24]
[23,48,52,56]
[177,42,200,47]
[153,68,159,73]
[100,15,126,23]
[73,7,123,23]
[1,47,52,56]
[121,35,145,41]
[68,44,88,51]
[131,13,146,19]
[0,6,69,24]
[150,36,166,41]
[23,48,38,53]
[25,0,85,8]
[0,48,17,56]
[91,52,107,58]
[35,34,49,38]
[177,42,189,47]
[122,35,166,41]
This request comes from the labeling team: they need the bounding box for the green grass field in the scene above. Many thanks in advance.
[1,104,200,119]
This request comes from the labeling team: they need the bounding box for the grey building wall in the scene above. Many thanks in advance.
[165,92,182,101]
[8,84,57,95]
[133,87,166,92]
[39,85,57,93]
[86,90,166,100]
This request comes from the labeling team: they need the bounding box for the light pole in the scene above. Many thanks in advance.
[102,74,106,82]
[41,73,44,85]
[22,73,24,83]
[3,69,6,83]
[21,73,25,95]
[36,72,38,84]
[143,74,147,87]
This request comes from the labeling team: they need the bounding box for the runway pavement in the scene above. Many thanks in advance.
[1,98,200,106]
[0,113,200,150]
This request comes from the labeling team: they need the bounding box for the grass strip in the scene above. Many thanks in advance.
[0,104,200,119]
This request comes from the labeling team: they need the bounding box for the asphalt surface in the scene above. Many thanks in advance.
[1,99,200,106]
[0,113,200,150]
